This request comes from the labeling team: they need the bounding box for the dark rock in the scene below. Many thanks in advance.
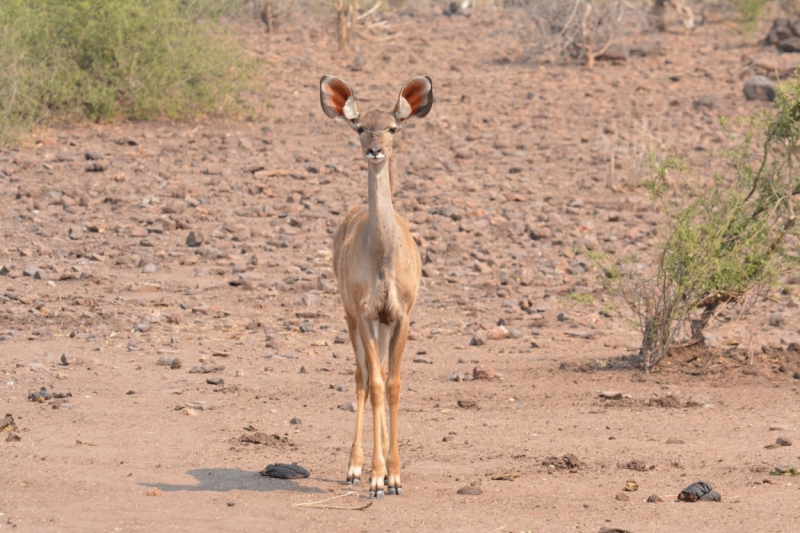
[472,365,494,380]
[240,432,293,447]
[678,481,720,502]
[457,399,479,409]
[206,377,224,385]
[188,364,225,374]
[84,150,105,160]
[615,492,630,501]
[694,93,720,110]
[290,417,302,425]
[456,484,482,495]
[743,76,776,102]
[186,231,204,247]
[597,43,629,61]
[647,494,664,503]
[470,331,487,346]
[338,401,356,412]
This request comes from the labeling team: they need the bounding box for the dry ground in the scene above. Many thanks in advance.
[1,5,799,532]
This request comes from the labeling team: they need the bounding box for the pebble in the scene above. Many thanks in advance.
[188,364,224,374]
[473,365,494,380]
[769,312,787,327]
[299,321,314,333]
[470,331,487,346]
[776,436,793,447]
[186,231,204,247]
[55,372,69,380]
[448,370,465,382]
[599,391,623,400]
[413,357,433,364]
[647,494,663,503]
[624,480,638,492]
[743,75,776,102]
[290,417,302,425]
[338,401,356,412]
[22,266,46,279]
[206,378,224,385]
[615,492,630,501]
[485,326,509,340]
[156,357,182,370]
[227,501,235,507]
[456,485,482,495]
[142,263,158,274]
[146,488,163,497]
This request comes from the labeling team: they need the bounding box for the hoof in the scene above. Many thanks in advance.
[396,487,403,496]
[387,486,402,496]
[369,490,384,500]
[346,478,360,486]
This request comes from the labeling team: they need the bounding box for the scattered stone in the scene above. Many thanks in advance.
[146,488,163,496]
[22,266,46,279]
[769,312,787,327]
[188,364,224,374]
[485,326,509,340]
[84,150,105,160]
[743,75,776,102]
[472,365,494,380]
[777,436,793,447]
[142,263,158,274]
[622,459,648,472]
[491,472,521,481]
[240,432,293,448]
[615,492,630,501]
[597,43,629,61]
[338,401,356,412]
[51,399,72,410]
[624,480,639,492]
[84,161,109,172]
[67,226,84,240]
[647,494,664,503]
[448,370,465,382]
[456,484,483,495]
[299,321,314,333]
[227,501,235,507]
[666,437,685,445]
[0,265,11,275]
[6,432,21,442]
[470,331,487,346]
[542,454,585,471]
[770,463,798,475]
[206,377,224,386]
[769,424,789,431]
[186,231,204,247]
[678,481,720,502]
[261,462,309,479]
[290,417,302,425]
[694,93,720,110]
[649,395,681,408]
[156,357,182,369]
[413,357,433,364]
[457,399,479,409]
[599,391,623,400]
[1,414,18,433]
[55,372,69,380]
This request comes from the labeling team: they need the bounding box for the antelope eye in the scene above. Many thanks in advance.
[388,127,398,134]
[356,126,365,134]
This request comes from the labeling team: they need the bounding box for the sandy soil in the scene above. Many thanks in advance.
[1,5,799,532]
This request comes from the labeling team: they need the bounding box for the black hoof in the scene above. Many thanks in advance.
[396,487,403,496]
[369,490,384,500]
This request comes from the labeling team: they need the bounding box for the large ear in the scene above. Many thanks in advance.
[393,75,433,123]
[320,75,361,121]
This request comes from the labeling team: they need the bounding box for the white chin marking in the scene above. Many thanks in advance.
[367,154,385,162]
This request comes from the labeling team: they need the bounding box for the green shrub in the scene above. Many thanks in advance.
[594,76,800,372]
[0,0,250,144]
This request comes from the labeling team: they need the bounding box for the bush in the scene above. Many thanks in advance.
[0,0,250,144]
[595,77,800,372]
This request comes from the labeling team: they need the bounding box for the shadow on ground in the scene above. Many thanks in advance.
[141,468,326,494]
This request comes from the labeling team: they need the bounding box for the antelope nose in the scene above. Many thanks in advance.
[366,147,382,157]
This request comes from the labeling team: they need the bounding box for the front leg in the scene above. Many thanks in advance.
[359,319,387,499]
[385,316,409,495]
[346,314,367,485]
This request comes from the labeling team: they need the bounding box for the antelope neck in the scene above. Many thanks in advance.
[366,155,398,268]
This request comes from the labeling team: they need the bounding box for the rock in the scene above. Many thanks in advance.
[68,226,84,240]
[413,357,433,364]
[473,365,494,380]
[51,399,72,410]
[666,437,685,444]
[623,459,648,472]
[597,43,629,61]
[186,231,204,247]
[542,454,585,471]
[22,266,46,279]
[507,327,524,338]
[599,391,623,400]
[156,357,182,369]
[743,76,776,102]
[457,399,479,409]
[456,484,482,495]
[146,488,163,496]
[776,436,793,446]
[0,265,10,276]
[300,292,322,307]
[6,432,21,442]
[769,312,787,327]
[769,424,789,431]
[142,263,158,274]
[206,378,224,385]
[470,331,487,346]
[188,364,224,374]
[678,481,720,502]
[299,321,314,333]
[647,494,664,503]
[448,369,465,382]
[84,150,105,160]
[290,417,302,425]
[1,414,18,433]
[56,372,69,380]
[649,395,681,408]
[693,93,720,110]
[615,492,630,501]
[84,161,109,172]
[239,432,294,447]
[261,462,309,479]
[338,401,356,412]
[485,326,509,340]
[770,462,799,475]
[624,480,639,492]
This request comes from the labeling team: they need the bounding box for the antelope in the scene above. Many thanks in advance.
[319,75,432,499]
